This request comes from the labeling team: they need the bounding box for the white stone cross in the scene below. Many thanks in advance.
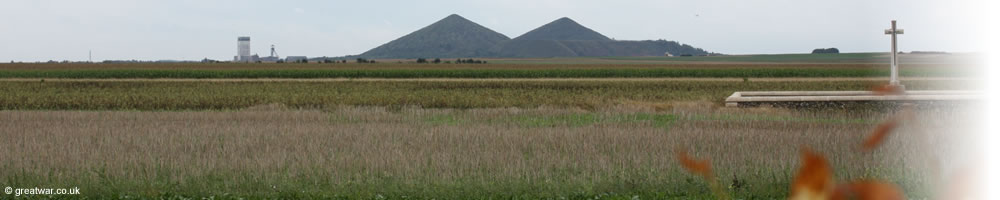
[885,20,904,86]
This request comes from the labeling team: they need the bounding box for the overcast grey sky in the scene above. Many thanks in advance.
[0,0,988,61]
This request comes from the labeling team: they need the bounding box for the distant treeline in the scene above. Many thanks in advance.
[416,58,487,64]
[811,48,840,54]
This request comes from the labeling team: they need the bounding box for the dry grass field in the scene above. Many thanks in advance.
[0,104,978,199]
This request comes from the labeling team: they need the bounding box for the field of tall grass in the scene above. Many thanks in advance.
[0,80,975,110]
[0,62,975,79]
[0,105,978,199]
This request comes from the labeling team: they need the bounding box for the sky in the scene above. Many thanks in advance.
[0,0,989,62]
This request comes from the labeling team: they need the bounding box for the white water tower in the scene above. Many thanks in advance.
[235,36,251,62]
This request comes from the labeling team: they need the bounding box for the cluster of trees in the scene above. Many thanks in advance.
[811,48,840,54]
[101,60,175,63]
[322,59,349,63]
[413,58,486,64]
[201,58,222,63]
[355,58,377,63]
[416,58,445,64]
[455,58,487,64]
[276,59,347,64]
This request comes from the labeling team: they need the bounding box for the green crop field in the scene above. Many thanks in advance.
[0,66,973,79]
[488,52,980,65]
[0,79,975,110]
[602,53,889,63]
[0,56,977,79]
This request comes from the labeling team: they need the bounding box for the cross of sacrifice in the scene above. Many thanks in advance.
[885,20,904,87]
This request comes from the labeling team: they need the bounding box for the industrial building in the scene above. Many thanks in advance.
[234,36,260,62]
[234,37,307,63]
[259,45,281,62]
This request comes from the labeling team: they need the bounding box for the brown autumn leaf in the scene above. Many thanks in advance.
[862,105,913,152]
[676,149,731,200]
[676,149,713,180]
[871,84,904,96]
[789,148,835,200]
[831,181,905,200]
[862,117,900,151]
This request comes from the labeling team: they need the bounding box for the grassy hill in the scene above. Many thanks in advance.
[513,17,611,41]
[359,14,510,59]
[493,39,711,58]
[357,15,713,59]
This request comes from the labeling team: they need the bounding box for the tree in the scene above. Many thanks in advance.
[433,58,441,64]
[416,58,427,63]
[811,48,840,54]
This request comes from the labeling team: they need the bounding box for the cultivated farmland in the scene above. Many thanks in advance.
[0,55,982,199]
[0,79,975,110]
